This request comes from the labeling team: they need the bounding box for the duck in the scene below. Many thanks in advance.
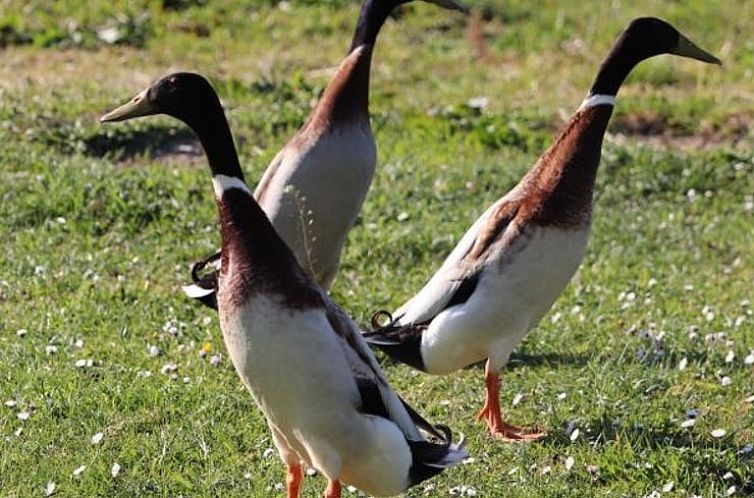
[363,17,721,441]
[101,72,467,498]
[183,0,468,309]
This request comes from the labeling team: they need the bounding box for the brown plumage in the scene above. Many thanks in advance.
[216,189,325,312]
[101,72,468,498]
[363,18,721,442]
[185,0,468,310]
[255,46,373,206]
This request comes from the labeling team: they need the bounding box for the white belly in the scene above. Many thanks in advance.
[421,226,590,374]
[221,298,355,435]
[257,125,376,288]
[220,295,411,496]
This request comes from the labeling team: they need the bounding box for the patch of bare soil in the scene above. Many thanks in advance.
[611,111,753,150]
[612,111,669,136]
[467,9,489,62]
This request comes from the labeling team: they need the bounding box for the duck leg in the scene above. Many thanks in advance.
[476,359,546,441]
[324,479,341,498]
[286,464,303,498]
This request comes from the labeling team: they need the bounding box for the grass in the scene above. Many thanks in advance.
[1,0,753,496]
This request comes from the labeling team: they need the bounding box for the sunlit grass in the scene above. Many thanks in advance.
[1,1,753,496]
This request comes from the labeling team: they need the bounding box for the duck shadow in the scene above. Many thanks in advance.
[372,350,589,371]
[452,351,589,373]
[505,351,590,370]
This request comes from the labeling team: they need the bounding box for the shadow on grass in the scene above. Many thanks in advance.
[372,350,589,371]
[83,125,201,161]
[507,351,590,370]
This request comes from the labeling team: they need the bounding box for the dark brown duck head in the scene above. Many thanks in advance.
[588,17,721,98]
[101,72,244,181]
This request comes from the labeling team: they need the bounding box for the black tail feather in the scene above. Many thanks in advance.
[362,314,427,372]
[183,252,220,310]
[398,396,449,443]
[407,424,467,486]
[370,309,394,329]
[191,251,221,284]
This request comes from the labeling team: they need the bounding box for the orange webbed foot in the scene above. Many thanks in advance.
[324,479,341,498]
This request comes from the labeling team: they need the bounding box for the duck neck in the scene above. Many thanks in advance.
[213,183,292,279]
[528,103,614,227]
[333,45,374,123]
[305,0,405,131]
[212,181,317,309]
[308,45,374,130]
[189,105,245,181]
[185,105,291,277]
[525,31,658,227]
[349,0,405,52]
[588,33,644,97]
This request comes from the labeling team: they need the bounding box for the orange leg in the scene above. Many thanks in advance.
[286,464,303,498]
[323,479,341,498]
[476,359,547,442]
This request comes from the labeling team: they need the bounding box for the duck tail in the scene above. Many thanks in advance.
[362,312,428,372]
[181,252,221,310]
[407,424,468,486]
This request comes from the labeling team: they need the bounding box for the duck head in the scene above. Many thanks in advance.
[618,17,720,64]
[100,72,219,127]
[102,72,244,182]
[589,17,721,97]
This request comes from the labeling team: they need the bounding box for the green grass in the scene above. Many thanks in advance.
[1,0,753,496]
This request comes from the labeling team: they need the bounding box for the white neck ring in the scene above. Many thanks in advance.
[212,174,251,197]
[578,94,616,111]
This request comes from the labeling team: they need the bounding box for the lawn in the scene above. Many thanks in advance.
[1,0,753,496]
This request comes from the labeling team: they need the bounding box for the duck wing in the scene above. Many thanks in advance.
[324,300,456,441]
[396,199,518,324]
[322,299,467,483]
[363,199,519,361]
